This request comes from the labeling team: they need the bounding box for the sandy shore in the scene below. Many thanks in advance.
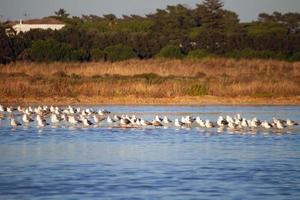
[1,95,300,106]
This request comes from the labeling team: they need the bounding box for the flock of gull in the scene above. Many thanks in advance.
[0,105,298,131]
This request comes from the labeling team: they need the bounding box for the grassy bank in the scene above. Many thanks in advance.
[1,58,300,105]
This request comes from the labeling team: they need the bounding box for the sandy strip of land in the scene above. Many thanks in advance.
[1,95,300,106]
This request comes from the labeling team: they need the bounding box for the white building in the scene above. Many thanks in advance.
[9,17,65,34]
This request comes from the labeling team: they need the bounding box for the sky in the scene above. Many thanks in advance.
[0,0,300,22]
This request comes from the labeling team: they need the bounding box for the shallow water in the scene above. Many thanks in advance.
[0,105,300,200]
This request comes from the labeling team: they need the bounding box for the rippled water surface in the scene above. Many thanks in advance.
[0,105,300,200]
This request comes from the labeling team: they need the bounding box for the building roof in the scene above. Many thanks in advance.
[10,17,65,26]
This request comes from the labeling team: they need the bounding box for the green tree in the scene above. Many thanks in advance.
[55,8,70,18]
[202,0,225,30]
[190,0,227,53]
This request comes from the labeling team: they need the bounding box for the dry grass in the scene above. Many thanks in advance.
[1,58,299,78]
[0,58,300,104]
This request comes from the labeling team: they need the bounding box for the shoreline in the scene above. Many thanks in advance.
[1,96,300,106]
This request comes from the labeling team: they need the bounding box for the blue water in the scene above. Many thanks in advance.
[0,105,300,200]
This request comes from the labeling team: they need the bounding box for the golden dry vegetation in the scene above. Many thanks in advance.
[0,58,300,104]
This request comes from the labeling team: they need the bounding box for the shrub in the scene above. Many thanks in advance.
[105,44,136,62]
[70,49,90,61]
[90,48,106,61]
[289,52,300,61]
[157,45,184,59]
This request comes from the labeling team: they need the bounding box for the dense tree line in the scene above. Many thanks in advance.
[0,0,300,64]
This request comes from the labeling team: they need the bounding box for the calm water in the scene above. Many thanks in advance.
[0,105,300,200]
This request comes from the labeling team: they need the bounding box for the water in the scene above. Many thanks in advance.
[0,105,300,200]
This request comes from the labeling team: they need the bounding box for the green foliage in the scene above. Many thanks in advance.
[245,22,288,37]
[157,45,184,59]
[29,39,73,61]
[78,21,110,32]
[116,19,153,33]
[105,44,137,61]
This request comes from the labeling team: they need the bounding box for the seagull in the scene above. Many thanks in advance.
[50,114,61,124]
[217,116,228,127]
[99,109,111,116]
[235,113,242,121]
[93,114,105,124]
[273,117,286,124]
[22,114,34,123]
[286,119,298,126]
[175,118,185,127]
[107,116,116,123]
[67,106,74,114]
[61,114,68,122]
[36,115,49,127]
[226,115,234,124]
[184,116,195,126]
[261,121,272,129]
[114,115,122,121]
[37,119,49,127]
[0,105,6,112]
[36,115,47,123]
[275,121,285,129]
[11,118,21,127]
[163,116,172,124]
[120,118,131,125]
[17,106,24,113]
[241,118,248,128]
[140,119,152,126]
[228,121,238,129]
[196,117,205,128]
[250,118,261,128]
[155,115,163,122]
[152,120,163,127]
[205,120,214,128]
[83,118,93,126]
[135,119,142,126]
[7,107,13,113]
[68,115,81,125]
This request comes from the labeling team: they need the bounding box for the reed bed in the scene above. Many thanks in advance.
[0,58,299,103]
